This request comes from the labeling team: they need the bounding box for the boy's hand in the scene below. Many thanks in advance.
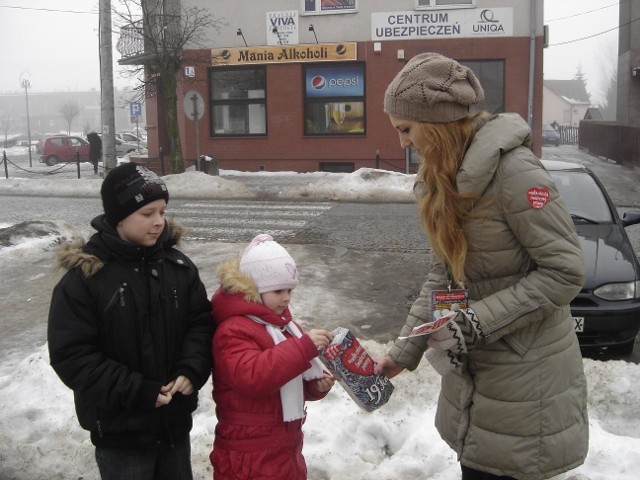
[316,371,335,392]
[308,329,333,351]
[168,375,194,396]
[155,375,193,407]
[155,391,172,408]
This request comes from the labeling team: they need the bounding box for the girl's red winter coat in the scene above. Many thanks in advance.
[209,272,328,479]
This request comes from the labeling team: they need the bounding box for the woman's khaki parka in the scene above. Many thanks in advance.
[388,114,589,480]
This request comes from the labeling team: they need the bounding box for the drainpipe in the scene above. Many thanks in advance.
[527,0,537,128]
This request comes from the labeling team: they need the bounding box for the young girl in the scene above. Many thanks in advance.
[209,233,334,480]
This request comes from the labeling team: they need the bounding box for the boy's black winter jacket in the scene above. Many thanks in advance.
[48,215,214,448]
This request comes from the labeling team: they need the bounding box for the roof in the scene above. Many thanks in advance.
[584,107,604,120]
[544,79,591,105]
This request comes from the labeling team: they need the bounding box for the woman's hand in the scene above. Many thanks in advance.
[374,356,405,378]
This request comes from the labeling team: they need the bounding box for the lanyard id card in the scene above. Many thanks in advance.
[431,289,469,321]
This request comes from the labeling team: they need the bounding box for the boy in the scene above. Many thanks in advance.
[48,162,214,480]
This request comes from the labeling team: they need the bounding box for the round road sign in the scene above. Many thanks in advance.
[183,90,205,121]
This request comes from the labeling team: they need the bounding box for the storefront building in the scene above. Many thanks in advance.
[145,0,544,173]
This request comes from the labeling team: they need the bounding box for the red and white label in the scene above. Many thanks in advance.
[527,187,550,209]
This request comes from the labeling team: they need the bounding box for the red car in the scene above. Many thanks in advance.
[38,135,91,166]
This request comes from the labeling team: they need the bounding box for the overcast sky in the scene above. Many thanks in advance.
[0,0,620,103]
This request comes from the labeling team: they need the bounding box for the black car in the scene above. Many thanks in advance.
[543,160,640,353]
[542,124,561,147]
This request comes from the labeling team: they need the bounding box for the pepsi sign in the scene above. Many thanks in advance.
[306,65,364,98]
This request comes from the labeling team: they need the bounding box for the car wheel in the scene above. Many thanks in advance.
[45,156,58,166]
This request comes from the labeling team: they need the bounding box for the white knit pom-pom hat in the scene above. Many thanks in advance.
[240,234,298,294]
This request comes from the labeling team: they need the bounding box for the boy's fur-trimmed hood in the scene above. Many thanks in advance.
[216,257,261,303]
[55,217,185,278]
[56,238,105,278]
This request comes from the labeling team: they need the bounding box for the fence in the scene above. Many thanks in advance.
[579,121,639,169]
[556,125,579,145]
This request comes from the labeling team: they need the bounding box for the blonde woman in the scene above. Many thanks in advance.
[375,53,588,480]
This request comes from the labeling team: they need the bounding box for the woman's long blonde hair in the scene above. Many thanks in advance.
[416,111,492,286]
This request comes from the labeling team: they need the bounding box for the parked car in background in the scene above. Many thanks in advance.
[543,159,640,354]
[37,135,90,166]
[97,134,141,157]
[542,124,561,147]
[116,131,147,148]
[114,137,140,157]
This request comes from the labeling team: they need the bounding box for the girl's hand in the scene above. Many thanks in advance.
[316,372,335,392]
[374,356,405,378]
[308,329,333,351]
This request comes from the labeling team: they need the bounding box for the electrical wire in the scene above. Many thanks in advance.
[549,15,640,47]
[0,5,95,14]
[546,1,622,23]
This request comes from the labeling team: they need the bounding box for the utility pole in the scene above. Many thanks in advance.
[100,0,117,175]
[20,76,33,167]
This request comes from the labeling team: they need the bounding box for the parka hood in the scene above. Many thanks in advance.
[457,113,532,197]
[216,256,261,303]
[55,216,185,278]
[212,256,292,328]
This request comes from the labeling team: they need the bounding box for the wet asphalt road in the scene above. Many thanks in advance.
[1,145,640,364]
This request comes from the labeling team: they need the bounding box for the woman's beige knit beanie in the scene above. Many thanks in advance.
[384,52,485,123]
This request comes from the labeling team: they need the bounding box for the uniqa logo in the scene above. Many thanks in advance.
[311,75,326,90]
[479,9,499,23]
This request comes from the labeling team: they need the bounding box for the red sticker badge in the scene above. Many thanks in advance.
[527,187,550,209]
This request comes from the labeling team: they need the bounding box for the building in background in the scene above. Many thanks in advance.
[618,0,640,127]
[126,0,544,173]
[543,79,591,128]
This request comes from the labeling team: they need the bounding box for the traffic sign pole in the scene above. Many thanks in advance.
[183,91,205,171]
[192,93,200,171]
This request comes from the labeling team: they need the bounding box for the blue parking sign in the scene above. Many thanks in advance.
[130,102,142,117]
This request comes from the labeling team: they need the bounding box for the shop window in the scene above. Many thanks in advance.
[303,63,365,136]
[416,0,475,8]
[209,67,267,136]
[319,162,355,173]
[302,0,357,15]
[459,60,505,115]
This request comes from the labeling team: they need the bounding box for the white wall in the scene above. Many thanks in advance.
[181,0,543,49]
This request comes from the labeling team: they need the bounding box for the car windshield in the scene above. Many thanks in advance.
[549,171,613,223]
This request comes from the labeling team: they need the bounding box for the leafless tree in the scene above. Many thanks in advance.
[59,101,81,135]
[113,0,223,173]
[596,39,617,122]
[0,111,12,148]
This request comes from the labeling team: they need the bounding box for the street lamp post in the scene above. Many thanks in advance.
[21,78,33,167]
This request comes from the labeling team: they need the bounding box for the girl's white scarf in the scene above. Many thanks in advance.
[247,315,325,422]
